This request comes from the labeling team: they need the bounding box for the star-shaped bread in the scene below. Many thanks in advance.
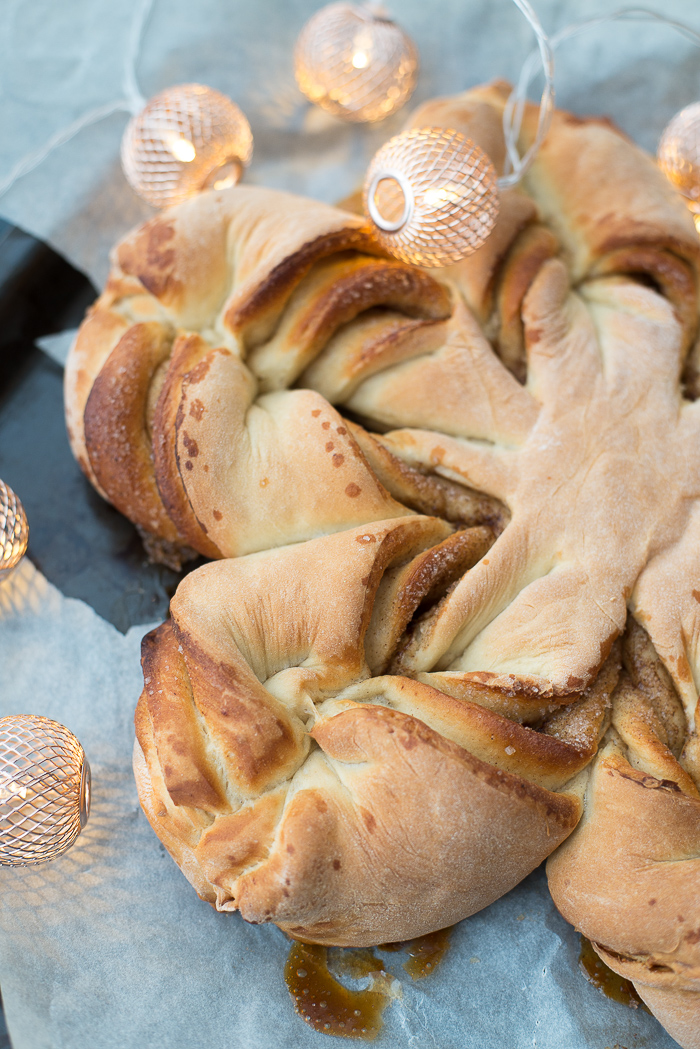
[66,82,700,1048]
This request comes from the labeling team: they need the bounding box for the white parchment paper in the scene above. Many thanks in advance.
[0,2,699,1046]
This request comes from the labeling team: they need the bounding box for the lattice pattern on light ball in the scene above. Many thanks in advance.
[294,2,418,123]
[0,715,90,867]
[364,127,500,267]
[0,480,28,582]
[658,101,700,209]
[121,84,253,209]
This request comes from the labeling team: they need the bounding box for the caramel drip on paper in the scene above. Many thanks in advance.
[579,936,649,1011]
[285,942,392,1040]
[285,927,454,1039]
[380,926,452,979]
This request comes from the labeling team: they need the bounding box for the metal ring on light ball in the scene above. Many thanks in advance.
[359,0,554,263]
[364,127,500,268]
[79,758,91,829]
[366,169,414,232]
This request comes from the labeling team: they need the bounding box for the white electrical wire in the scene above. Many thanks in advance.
[0,0,553,202]
[550,7,700,52]
[123,0,153,113]
[0,100,133,199]
[504,5,700,191]
[498,0,555,190]
[0,0,154,200]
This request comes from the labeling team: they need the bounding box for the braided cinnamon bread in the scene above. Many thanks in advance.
[67,83,700,1047]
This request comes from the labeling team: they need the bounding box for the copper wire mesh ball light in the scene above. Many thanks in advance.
[364,127,500,267]
[0,480,28,582]
[121,83,253,209]
[295,3,418,122]
[0,716,90,867]
[658,101,700,225]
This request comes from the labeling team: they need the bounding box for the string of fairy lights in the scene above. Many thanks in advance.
[121,0,554,266]
[117,2,700,264]
[1,0,700,866]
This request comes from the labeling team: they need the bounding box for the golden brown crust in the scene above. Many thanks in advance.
[115,188,378,337]
[83,322,183,542]
[344,293,539,445]
[152,333,223,559]
[140,622,228,812]
[171,350,412,557]
[194,789,288,905]
[517,98,700,294]
[223,227,382,348]
[71,186,459,560]
[364,527,495,675]
[132,735,218,905]
[547,742,700,979]
[301,311,450,404]
[327,673,605,791]
[346,422,509,531]
[241,703,579,945]
[381,260,700,712]
[592,246,697,349]
[64,301,130,491]
[547,624,700,1047]
[495,222,560,380]
[174,626,309,797]
[248,253,451,391]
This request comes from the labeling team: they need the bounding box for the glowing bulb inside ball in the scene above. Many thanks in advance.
[121,84,253,209]
[658,101,700,214]
[162,132,196,163]
[423,184,463,208]
[364,127,500,267]
[295,3,418,123]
